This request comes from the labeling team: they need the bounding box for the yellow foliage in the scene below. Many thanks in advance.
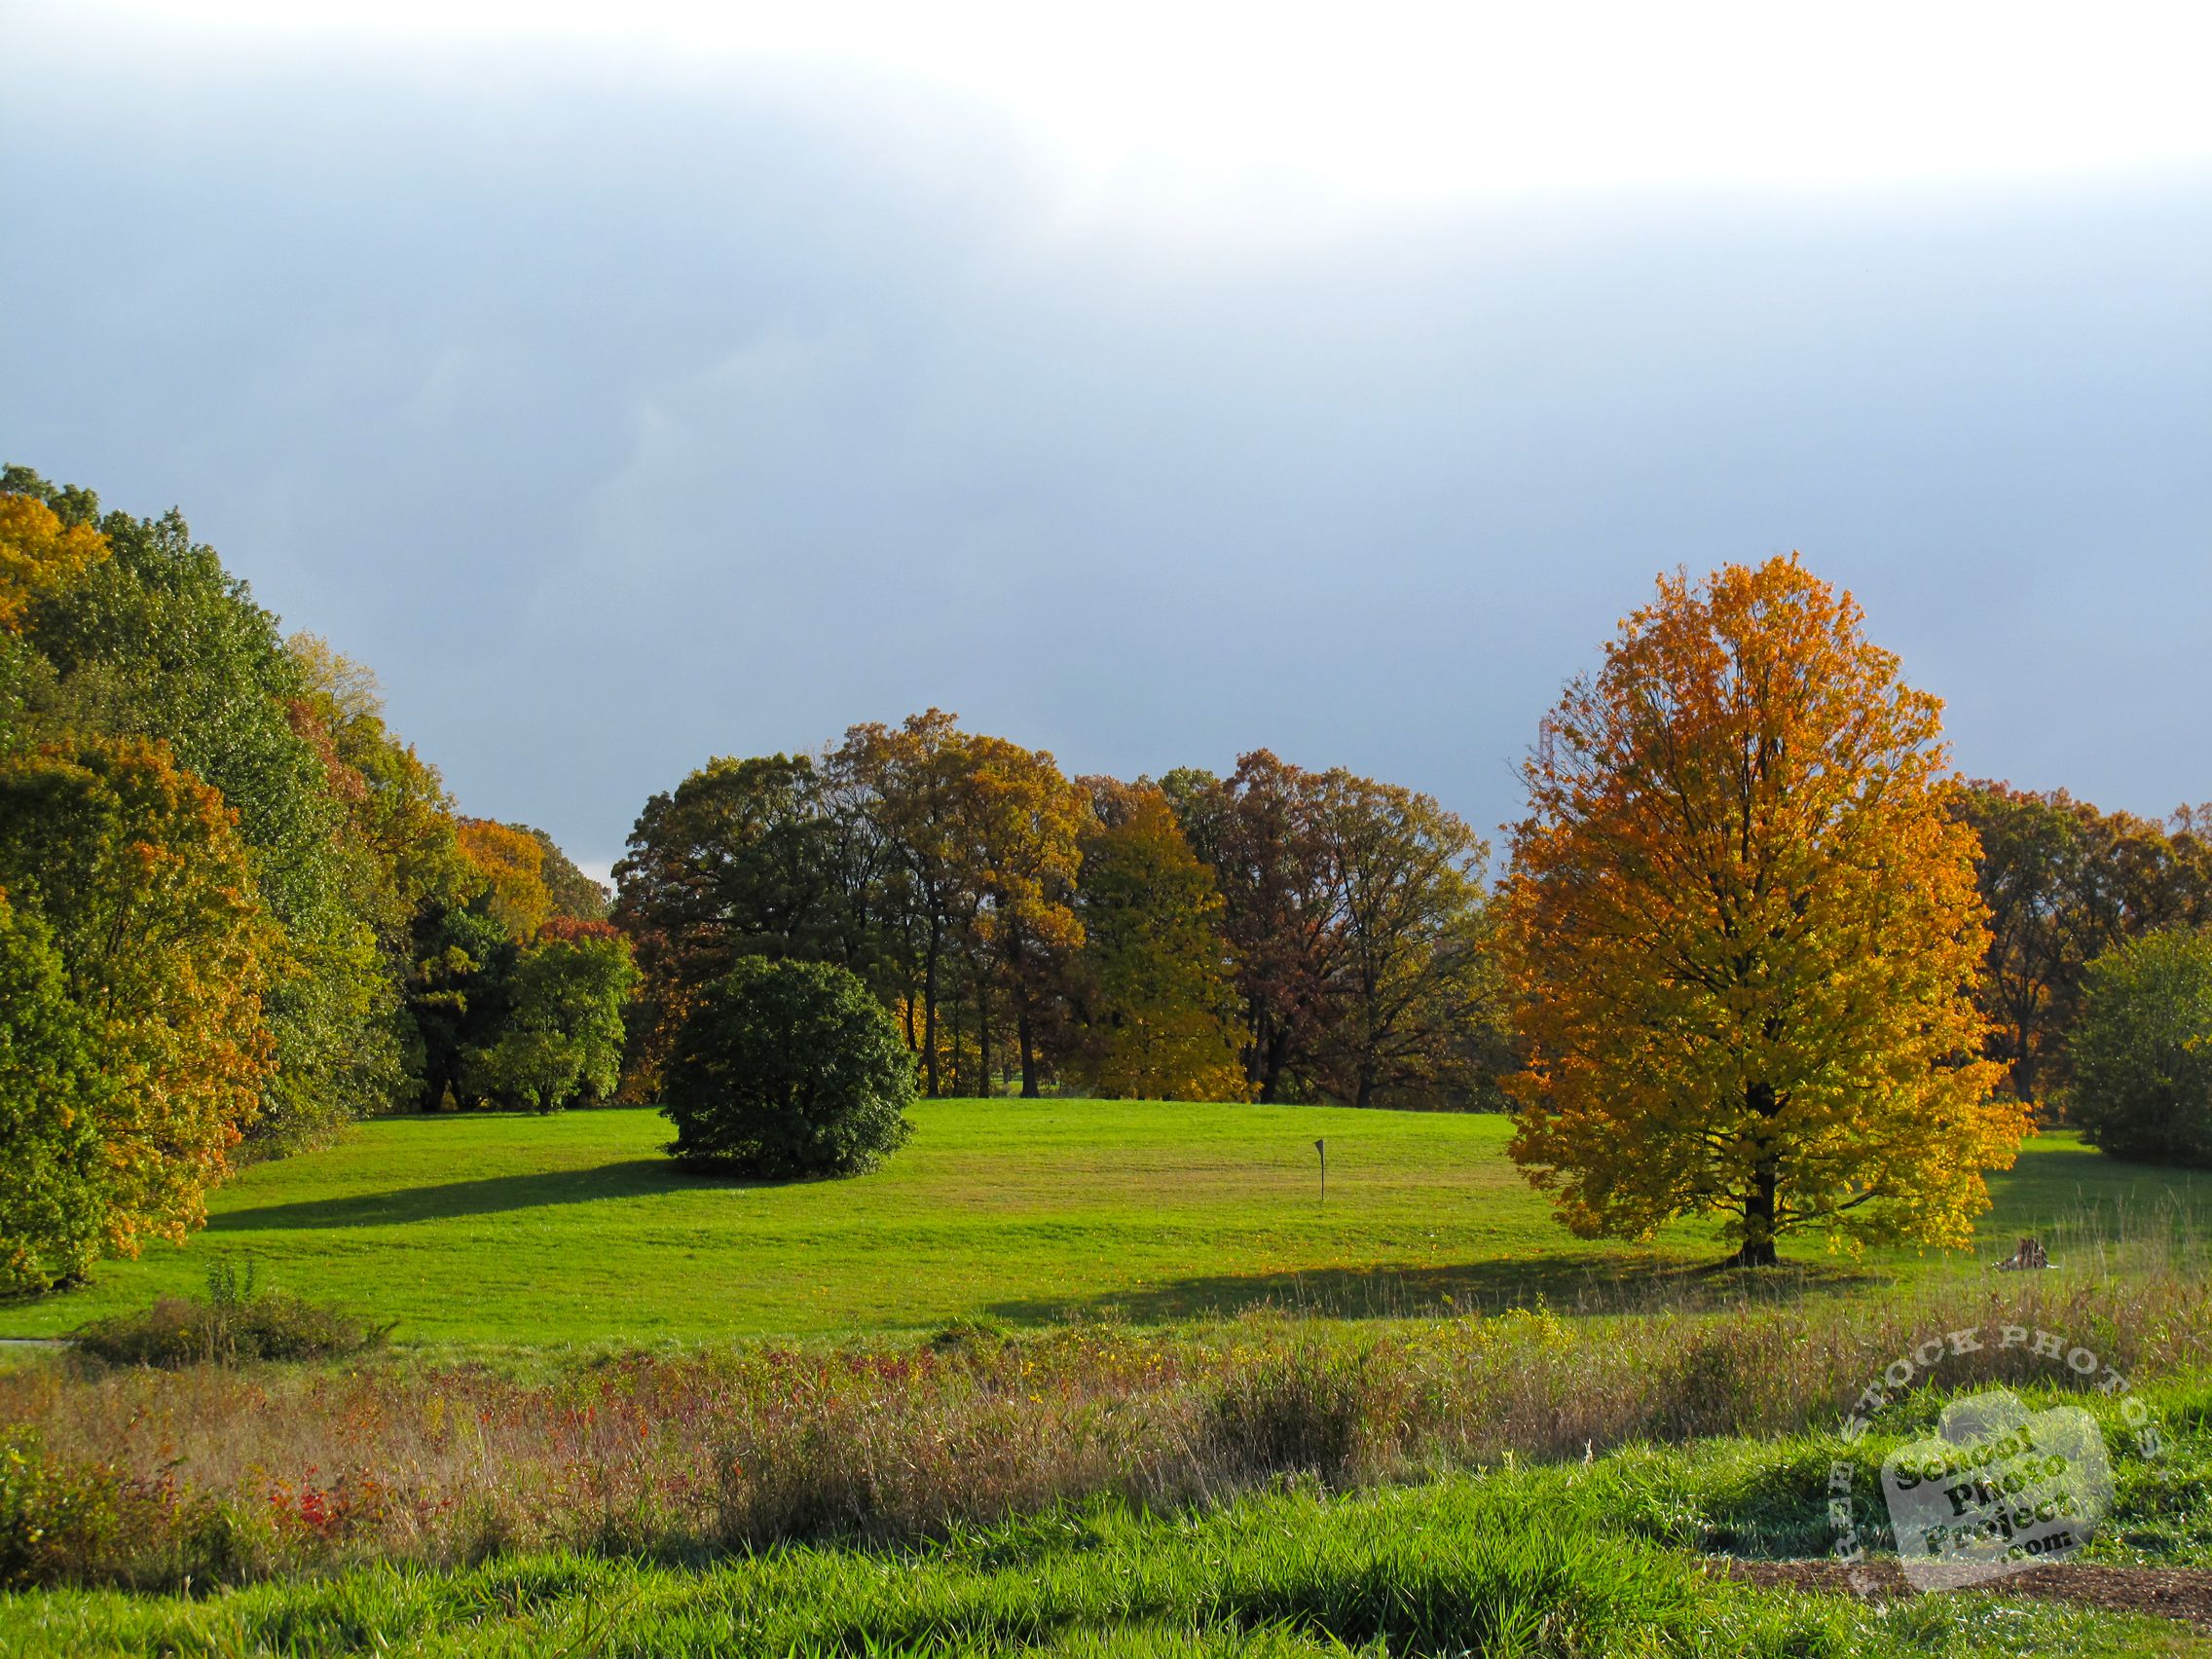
[0,740,278,1253]
[456,818,553,943]
[0,494,109,629]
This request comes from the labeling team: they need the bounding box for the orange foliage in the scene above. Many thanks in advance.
[1503,556,2022,1261]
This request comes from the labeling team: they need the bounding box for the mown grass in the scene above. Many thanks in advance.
[5,1103,2208,1346]
[7,1472,2208,1658]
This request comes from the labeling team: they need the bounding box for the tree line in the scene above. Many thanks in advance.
[0,468,632,1291]
[9,465,2212,1288]
[611,715,1513,1113]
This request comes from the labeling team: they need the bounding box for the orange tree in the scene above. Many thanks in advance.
[1502,556,2021,1265]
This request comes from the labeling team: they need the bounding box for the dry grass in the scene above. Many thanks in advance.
[7,1245,2212,1591]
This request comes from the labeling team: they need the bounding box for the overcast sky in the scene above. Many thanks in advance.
[5,3,2209,881]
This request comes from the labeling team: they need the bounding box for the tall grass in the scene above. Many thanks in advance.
[6,1237,2211,1592]
[7,1479,2200,1659]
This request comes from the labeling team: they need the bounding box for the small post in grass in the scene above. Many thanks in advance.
[1314,1138,1326,1209]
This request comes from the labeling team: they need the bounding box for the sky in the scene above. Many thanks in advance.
[5,2,2209,885]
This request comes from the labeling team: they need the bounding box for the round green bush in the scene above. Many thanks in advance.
[2070,928,2212,1167]
[660,958,915,1178]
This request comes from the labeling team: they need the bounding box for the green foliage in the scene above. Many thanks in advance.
[662,958,916,1177]
[467,928,637,1112]
[7,474,396,1148]
[614,752,885,1098]
[1955,782,2212,1107]
[409,904,519,1110]
[2071,928,2212,1166]
[69,1256,390,1369]
[0,894,109,1293]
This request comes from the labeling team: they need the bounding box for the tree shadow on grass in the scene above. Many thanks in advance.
[210,1161,755,1233]
[986,1254,1888,1326]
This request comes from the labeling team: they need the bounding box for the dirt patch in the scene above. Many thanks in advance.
[1717,1558,2212,1629]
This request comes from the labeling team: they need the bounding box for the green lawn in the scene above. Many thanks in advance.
[6,1102,2207,1346]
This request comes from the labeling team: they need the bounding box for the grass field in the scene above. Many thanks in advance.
[9,1101,2212,1655]
[6,1101,2208,1346]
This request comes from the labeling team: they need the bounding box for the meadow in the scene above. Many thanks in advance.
[5,1102,2206,1348]
[9,1102,2212,1655]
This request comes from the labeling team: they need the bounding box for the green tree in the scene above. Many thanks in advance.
[661,958,914,1177]
[613,752,884,1098]
[409,904,519,1111]
[10,474,392,1147]
[1309,770,1504,1109]
[0,890,111,1292]
[469,923,638,1112]
[2070,929,2212,1166]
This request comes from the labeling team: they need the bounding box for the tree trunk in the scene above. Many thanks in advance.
[1017,999,1040,1098]
[948,986,965,1096]
[1729,1092,1782,1267]
[922,920,941,1097]
[978,979,992,1099]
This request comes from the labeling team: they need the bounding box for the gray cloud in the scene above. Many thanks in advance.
[4,35,2208,867]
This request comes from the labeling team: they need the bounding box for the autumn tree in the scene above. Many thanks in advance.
[967,733,1087,1096]
[524,827,612,922]
[1953,782,2212,1108]
[1503,557,2021,1266]
[1309,770,1504,1109]
[12,476,391,1147]
[456,818,554,943]
[1171,753,1344,1102]
[1067,780,1247,1101]
[834,711,989,1097]
[0,739,278,1255]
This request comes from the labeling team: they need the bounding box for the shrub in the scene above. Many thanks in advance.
[72,1256,391,1367]
[661,958,914,1178]
[1204,1344,1375,1484]
[2071,928,2212,1166]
